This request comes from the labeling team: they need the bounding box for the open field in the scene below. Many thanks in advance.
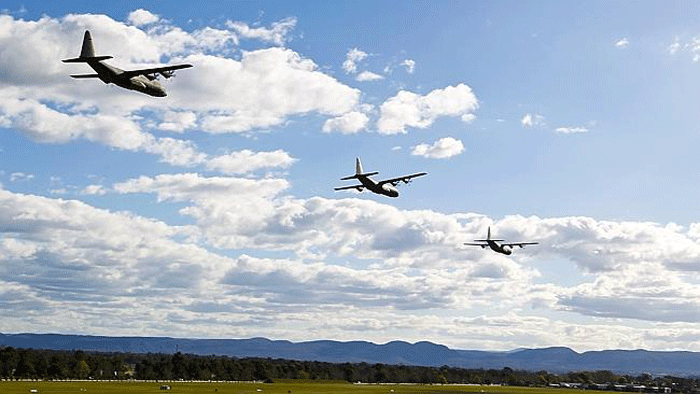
[0,381,608,394]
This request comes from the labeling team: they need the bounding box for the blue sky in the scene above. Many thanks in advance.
[1,1,700,352]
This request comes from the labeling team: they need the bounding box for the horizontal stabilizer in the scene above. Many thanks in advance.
[70,74,100,79]
[474,239,503,242]
[341,171,378,180]
[62,55,113,63]
[334,185,363,191]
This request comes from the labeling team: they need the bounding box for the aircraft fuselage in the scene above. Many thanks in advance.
[357,176,399,197]
[86,60,167,97]
[487,240,512,255]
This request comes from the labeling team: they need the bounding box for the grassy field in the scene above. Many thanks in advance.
[0,381,601,394]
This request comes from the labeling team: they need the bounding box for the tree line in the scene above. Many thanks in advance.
[1,346,699,392]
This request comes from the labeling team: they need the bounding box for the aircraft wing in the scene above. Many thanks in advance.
[503,242,538,248]
[120,64,193,79]
[464,242,488,246]
[334,184,363,191]
[377,172,427,187]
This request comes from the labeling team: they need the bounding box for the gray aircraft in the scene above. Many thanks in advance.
[334,157,426,198]
[464,227,538,255]
[62,30,192,97]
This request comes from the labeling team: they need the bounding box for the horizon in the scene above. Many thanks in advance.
[1,331,694,355]
[1,1,700,353]
[0,332,692,355]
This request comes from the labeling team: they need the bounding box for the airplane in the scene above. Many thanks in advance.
[334,157,426,198]
[464,226,538,255]
[62,30,192,97]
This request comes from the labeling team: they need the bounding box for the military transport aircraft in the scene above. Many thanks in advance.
[334,157,426,198]
[62,31,192,97]
[464,227,538,255]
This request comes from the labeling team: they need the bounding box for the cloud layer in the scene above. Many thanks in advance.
[3,179,700,350]
[2,9,698,353]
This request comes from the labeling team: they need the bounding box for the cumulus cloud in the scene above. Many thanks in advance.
[376,84,479,134]
[521,113,545,127]
[5,10,700,351]
[356,71,384,81]
[411,137,465,159]
[322,111,369,134]
[157,111,198,133]
[226,17,297,46]
[342,48,368,74]
[81,185,107,195]
[401,59,415,74]
[3,179,700,348]
[0,12,363,172]
[176,49,361,133]
[668,39,683,55]
[10,172,34,182]
[614,37,629,48]
[665,36,700,61]
[206,149,297,174]
[555,126,589,134]
[127,9,160,26]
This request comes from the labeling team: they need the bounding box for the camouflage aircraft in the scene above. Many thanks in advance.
[62,30,192,97]
[464,227,538,255]
[334,157,426,198]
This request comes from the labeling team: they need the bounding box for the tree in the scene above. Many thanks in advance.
[0,347,19,379]
[75,360,90,379]
[15,350,36,379]
[48,354,69,379]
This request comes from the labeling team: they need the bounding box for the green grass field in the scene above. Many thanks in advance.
[0,381,602,394]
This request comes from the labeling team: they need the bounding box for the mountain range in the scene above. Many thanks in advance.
[1,333,699,377]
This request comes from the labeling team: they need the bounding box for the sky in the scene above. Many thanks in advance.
[1,0,700,353]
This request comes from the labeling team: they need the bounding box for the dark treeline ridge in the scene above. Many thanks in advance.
[2,346,700,392]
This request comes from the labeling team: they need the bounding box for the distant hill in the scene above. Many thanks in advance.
[1,333,699,376]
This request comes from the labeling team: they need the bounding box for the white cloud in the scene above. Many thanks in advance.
[615,37,629,48]
[127,9,160,26]
[0,13,362,152]
[226,17,297,46]
[322,111,369,134]
[665,36,700,61]
[401,59,415,74]
[4,181,700,348]
[177,49,362,133]
[521,113,545,127]
[355,71,384,81]
[157,111,198,133]
[6,11,700,351]
[342,48,368,74]
[81,185,107,195]
[376,84,479,134]
[555,126,589,134]
[9,172,34,182]
[206,149,296,174]
[461,113,476,124]
[411,137,465,159]
[668,41,682,55]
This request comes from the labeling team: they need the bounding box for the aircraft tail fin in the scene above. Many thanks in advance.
[474,227,504,242]
[340,157,379,180]
[62,31,113,63]
[80,30,95,58]
[355,157,363,175]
